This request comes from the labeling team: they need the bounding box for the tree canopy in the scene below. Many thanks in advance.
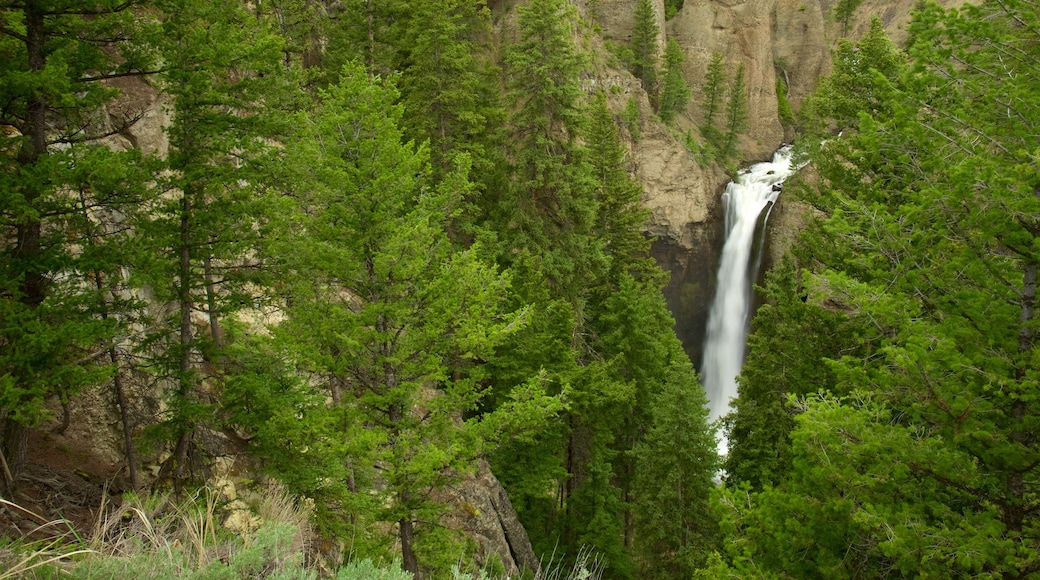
[712,3,1040,577]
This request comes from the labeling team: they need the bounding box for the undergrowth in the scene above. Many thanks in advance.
[0,490,603,580]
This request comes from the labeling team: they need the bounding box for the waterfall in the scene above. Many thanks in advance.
[701,146,800,455]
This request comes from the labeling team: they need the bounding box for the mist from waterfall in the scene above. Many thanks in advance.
[701,146,800,455]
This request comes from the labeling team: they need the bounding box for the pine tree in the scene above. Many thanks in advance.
[630,0,660,102]
[501,0,603,295]
[0,0,153,495]
[723,258,866,489]
[322,0,409,78]
[140,0,287,486]
[632,357,719,578]
[398,0,505,190]
[720,64,747,161]
[272,63,553,574]
[710,1,1040,575]
[585,94,656,283]
[658,38,691,125]
[699,51,727,150]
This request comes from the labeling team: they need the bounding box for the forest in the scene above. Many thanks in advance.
[0,0,1038,578]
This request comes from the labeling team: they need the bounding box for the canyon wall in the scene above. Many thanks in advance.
[27,0,963,568]
[587,0,962,364]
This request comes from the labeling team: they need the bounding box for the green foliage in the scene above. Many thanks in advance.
[398,0,504,185]
[500,0,603,295]
[320,0,409,78]
[693,53,747,166]
[699,51,727,146]
[720,64,747,161]
[622,97,641,142]
[723,259,866,489]
[630,0,660,100]
[336,560,414,580]
[0,0,154,493]
[832,0,864,35]
[657,38,691,125]
[775,76,795,127]
[712,1,1040,576]
[798,17,904,141]
[139,0,288,485]
[269,61,556,574]
[0,1,724,577]
[585,94,656,283]
[665,0,685,20]
[631,358,719,578]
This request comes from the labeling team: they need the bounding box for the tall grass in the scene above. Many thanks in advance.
[0,489,603,580]
[0,498,94,579]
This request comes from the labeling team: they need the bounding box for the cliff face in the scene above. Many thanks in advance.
[588,0,963,363]
[22,0,958,567]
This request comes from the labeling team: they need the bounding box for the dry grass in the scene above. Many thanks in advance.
[0,497,95,579]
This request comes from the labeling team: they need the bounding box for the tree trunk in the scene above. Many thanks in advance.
[399,516,419,577]
[1,1,50,498]
[111,347,139,490]
[172,192,195,483]
[203,255,225,350]
[0,420,29,499]
[1006,259,1037,537]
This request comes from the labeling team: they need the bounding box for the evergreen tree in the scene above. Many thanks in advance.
[709,1,1040,575]
[140,0,286,485]
[657,38,691,125]
[272,63,553,575]
[501,0,602,295]
[630,0,660,102]
[723,258,866,489]
[632,357,719,578]
[665,0,685,20]
[585,94,656,283]
[833,0,864,36]
[322,0,409,78]
[398,0,505,195]
[699,51,726,151]
[0,0,152,495]
[798,17,905,142]
[720,64,747,161]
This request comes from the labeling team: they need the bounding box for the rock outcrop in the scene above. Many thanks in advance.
[441,459,541,576]
[586,0,966,363]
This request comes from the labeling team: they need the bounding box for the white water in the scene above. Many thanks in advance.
[702,146,800,455]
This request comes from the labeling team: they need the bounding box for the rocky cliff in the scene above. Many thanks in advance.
[587,0,963,364]
[18,0,960,570]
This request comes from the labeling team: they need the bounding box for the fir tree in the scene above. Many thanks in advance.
[630,0,660,102]
[272,63,553,574]
[0,0,153,495]
[720,64,747,161]
[658,38,691,125]
[699,51,727,150]
[140,0,286,486]
[710,1,1040,575]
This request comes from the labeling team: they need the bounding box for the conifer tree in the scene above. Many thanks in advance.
[0,0,153,495]
[723,259,866,489]
[699,51,727,150]
[501,0,602,294]
[658,38,691,125]
[399,0,504,186]
[720,64,747,160]
[630,0,660,102]
[632,357,719,578]
[709,1,1040,575]
[140,0,286,485]
[323,0,409,78]
[272,62,552,575]
[584,94,658,285]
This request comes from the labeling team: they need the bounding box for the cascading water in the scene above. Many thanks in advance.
[701,146,800,455]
